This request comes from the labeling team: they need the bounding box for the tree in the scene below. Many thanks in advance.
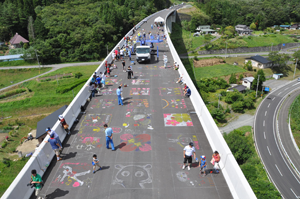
[232,101,244,113]
[244,61,253,71]
[225,90,244,104]
[211,108,225,122]
[229,73,237,84]
[268,51,291,74]
[223,129,253,164]
[251,69,266,91]
[250,22,256,30]
[27,16,35,41]
[243,95,255,109]
[293,50,300,64]
[239,74,244,80]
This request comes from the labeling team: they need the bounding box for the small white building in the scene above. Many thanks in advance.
[196,25,216,34]
[242,77,255,89]
[245,55,273,69]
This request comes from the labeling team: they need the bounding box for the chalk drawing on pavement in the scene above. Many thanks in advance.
[164,113,193,127]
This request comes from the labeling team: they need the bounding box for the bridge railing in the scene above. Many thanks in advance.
[164,10,256,199]
[1,9,165,199]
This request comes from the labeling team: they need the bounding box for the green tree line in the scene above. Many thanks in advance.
[195,0,300,30]
[0,0,171,63]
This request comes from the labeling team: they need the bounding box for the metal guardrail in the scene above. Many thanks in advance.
[164,9,256,199]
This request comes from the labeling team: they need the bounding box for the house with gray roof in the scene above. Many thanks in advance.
[196,25,216,34]
[235,24,252,35]
[245,55,273,69]
[9,33,29,49]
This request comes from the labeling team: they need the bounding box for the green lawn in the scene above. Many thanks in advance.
[0,68,52,90]
[0,65,98,118]
[0,60,38,67]
[170,22,215,54]
[290,94,300,148]
[243,34,295,47]
[194,63,246,79]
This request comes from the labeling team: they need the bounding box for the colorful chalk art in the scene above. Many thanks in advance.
[163,113,193,127]
[131,79,150,85]
[119,134,152,152]
[130,88,150,95]
[159,87,183,96]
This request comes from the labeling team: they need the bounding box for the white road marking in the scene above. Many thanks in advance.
[263,120,265,126]
[265,111,267,116]
[272,97,276,101]
[267,146,271,155]
[268,103,270,108]
[290,188,300,198]
[278,92,282,95]
[275,164,283,176]
[292,82,300,86]
[284,87,289,90]
[264,132,266,139]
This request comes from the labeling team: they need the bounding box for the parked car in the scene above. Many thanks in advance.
[193,32,200,37]
[298,77,300,82]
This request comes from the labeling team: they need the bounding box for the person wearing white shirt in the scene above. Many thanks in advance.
[182,142,196,170]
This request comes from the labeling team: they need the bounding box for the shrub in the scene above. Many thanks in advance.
[225,90,244,104]
[254,69,256,72]
[247,36,253,39]
[75,72,83,79]
[239,74,244,80]
[237,36,243,39]
[1,142,7,148]
[0,88,26,99]
[9,131,13,137]
[269,34,276,37]
[229,73,237,84]
[220,90,227,96]
[3,126,13,130]
[294,39,299,42]
[211,108,225,121]
[56,78,88,94]
[232,101,244,113]
[193,56,198,61]
[63,75,72,79]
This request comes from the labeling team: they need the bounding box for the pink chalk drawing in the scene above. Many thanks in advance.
[79,114,112,134]
[132,79,150,85]
[119,134,152,152]
[82,137,100,144]
[101,99,117,109]
[162,99,186,109]
[111,127,122,134]
[101,88,117,95]
[159,87,183,96]
[105,79,119,85]
[123,111,152,129]
[130,88,150,95]
[164,113,193,127]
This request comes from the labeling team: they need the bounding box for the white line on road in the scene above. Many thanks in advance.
[293,82,300,86]
[285,88,289,91]
[267,146,271,155]
[278,92,282,95]
[263,120,265,126]
[275,164,283,176]
[265,111,267,116]
[272,97,276,101]
[268,103,270,108]
[264,132,266,139]
[290,188,300,198]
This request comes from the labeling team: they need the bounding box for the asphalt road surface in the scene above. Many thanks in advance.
[31,8,232,199]
[254,80,300,198]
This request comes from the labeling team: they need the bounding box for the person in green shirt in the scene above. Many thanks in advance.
[30,169,43,199]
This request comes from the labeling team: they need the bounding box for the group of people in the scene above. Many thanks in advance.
[183,142,221,176]
[176,73,191,97]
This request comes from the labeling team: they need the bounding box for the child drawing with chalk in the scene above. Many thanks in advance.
[92,154,102,174]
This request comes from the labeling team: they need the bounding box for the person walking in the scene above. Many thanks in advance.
[92,154,102,174]
[127,66,132,79]
[101,73,106,88]
[122,60,126,71]
[104,124,115,151]
[151,24,153,29]
[46,128,63,150]
[198,155,207,175]
[58,115,70,135]
[30,169,43,199]
[116,86,123,106]
[44,133,62,161]
[182,142,196,170]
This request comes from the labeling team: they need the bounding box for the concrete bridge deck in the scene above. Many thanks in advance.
[32,9,232,199]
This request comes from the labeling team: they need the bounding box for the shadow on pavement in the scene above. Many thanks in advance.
[45,188,69,199]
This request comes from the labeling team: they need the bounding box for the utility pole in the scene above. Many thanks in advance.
[35,49,40,74]
[271,43,273,52]
[225,41,227,58]
[294,58,298,79]
[261,85,264,98]
[218,94,221,109]
[256,75,260,98]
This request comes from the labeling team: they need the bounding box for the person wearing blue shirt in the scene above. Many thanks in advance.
[44,134,62,161]
[198,155,207,175]
[96,75,101,88]
[104,124,115,151]
[46,128,63,150]
[184,87,191,98]
[116,86,123,106]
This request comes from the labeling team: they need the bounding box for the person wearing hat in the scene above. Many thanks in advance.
[45,128,63,150]
[44,133,62,161]
[198,155,207,175]
[58,115,70,135]
[182,142,196,170]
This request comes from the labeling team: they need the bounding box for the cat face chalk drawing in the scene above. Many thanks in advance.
[112,164,152,188]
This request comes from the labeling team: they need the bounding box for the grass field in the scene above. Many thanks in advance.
[41,65,99,78]
[0,68,52,89]
[170,22,214,54]
[290,95,300,148]
[243,34,295,47]
[0,65,98,119]
[0,60,38,67]
[191,62,246,79]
